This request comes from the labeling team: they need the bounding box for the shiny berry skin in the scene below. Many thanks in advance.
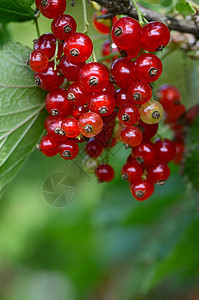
[141,22,170,52]
[155,138,176,163]
[118,46,140,59]
[39,134,59,157]
[45,116,67,141]
[78,112,103,138]
[130,180,154,201]
[78,62,109,93]
[157,84,181,106]
[121,161,143,182]
[61,117,80,138]
[120,126,143,147]
[115,89,129,108]
[34,33,63,59]
[63,33,93,63]
[29,50,48,72]
[89,92,115,117]
[67,82,90,106]
[86,139,103,158]
[95,164,115,182]
[102,81,116,95]
[34,61,64,91]
[58,56,85,82]
[71,105,89,120]
[134,53,163,83]
[136,120,158,140]
[93,8,117,34]
[147,162,170,185]
[133,141,157,166]
[102,40,118,63]
[118,103,140,126]
[140,100,164,124]
[51,14,77,40]
[45,89,73,116]
[110,58,136,89]
[164,103,186,122]
[35,0,66,19]
[127,81,152,105]
[59,140,79,160]
[111,17,142,49]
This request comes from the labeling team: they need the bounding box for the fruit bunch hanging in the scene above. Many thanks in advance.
[29,0,187,201]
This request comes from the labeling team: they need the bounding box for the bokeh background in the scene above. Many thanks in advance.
[0,1,199,299]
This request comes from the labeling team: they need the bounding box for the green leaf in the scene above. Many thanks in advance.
[0,0,35,23]
[0,42,47,198]
[0,24,11,48]
[175,0,196,18]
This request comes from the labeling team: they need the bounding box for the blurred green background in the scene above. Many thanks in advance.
[0,1,199,300]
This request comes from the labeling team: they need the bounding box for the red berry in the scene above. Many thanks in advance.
[78,62,109,93]
[102,81,116,95]
[148,162,170,185]
[51,14,77,40]
[35,0,66,19]
[67,82,90,106]
[86,139,103,158]
[95,164,115,182]
[133,141,157,166]
[71,105,89,120]
[121,161,143,181]
[118,46,140,59]
[88,92,115,117]
[141,22,170,52]
[58,56,85,82]
[29,50,48,72]
[59,140,79,160]
[164,103,186,121]
[121,126,143,147]
[111,17,142,49]
[110,58,136,89]
[95,122,114,147]
[134,53,163,83]
[118,103,140,126]
[173,140,185,164]
[34,61,64,91]
[157,84,181,106]
[102,39,118,63]
[39,134,59,157]
[63,33,93,63]
[130,180,154,201]
[45,116,67,141]
[61,117,80,138]
[45,89,73,116]
[115,89,129,108]
[78,112,103,137]
[127,81,152,105]
[136,120,158,141]
[34,33,63,59]
[92,8,117,34]
[155,138,176,163]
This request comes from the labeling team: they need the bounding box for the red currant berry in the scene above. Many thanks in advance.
[121,126,143,147]
[110,58,136,89]
[39,134,59,156]
[147,162,170,185]
[45,89,73,116]
[95,164,115,182]
[44,114,54,131]
[88,92,115,117]
[115,89,129,108]
[58,56,85,82]
[140,100,164,124]
[51,14,77,40]
[29,50,48,72]
[102,81,116,95]
[121,161,143,181]
[118,103,140,126]
[34,33,63,59]
[93,8,117,34]
[78,62,109,93]
[130,180,154,201]
[155,138,176,163]
[35,0,66,19]
[134,53,163,83]
[34,61,64,91]
[118,46,140,59]
[45,116,67,141]
[61,117,80,138]
[78,112,103,138]
[165,103,186,122]
[173,140,185,164]
[133,141,157,166]
[141,22,170,52]
[136,120,158,141]
[157,84,181,106]
[59,140,79,160]
[127,81,152,105]
[86,138,103,158]
[71,105,89,120]
[111,17,142,49]
[95,122,114,147]
[102,39,118,63]
[67,82,90,106]
[63,33,93,63]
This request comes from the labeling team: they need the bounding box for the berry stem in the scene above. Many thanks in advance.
[131,0,145,26]
[97,52,120,62]
[50,39,59,70]
[34,18,40,38]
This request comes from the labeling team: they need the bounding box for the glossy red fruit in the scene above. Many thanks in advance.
[164,103,186,121]
[118,46,140,59]
[121,126,143,147]
[51,14,77,40]
[141,21,170,52]
[78,62,109,93]
[118,103,140,126]
[93,8,117,34]
[89,92,115,117]
[130,180,154,201]
[45,89,73,116]
[86,139,103,158]
[133,141,157,166]
[95,122,114,147]
[34,61,64,91]
[39,134,59,157]
[110,58,136,89]
[102,81,116,95]
[58,56,85,82]
[78,112,103,137]
[148,162,170,185]
[155,138,176,163]
[157,84,181,106]
[134,53,163,83]
[67,82,90,106]
[71,105,89,119]
[111,17,142,49]
[59,140,79,160]
[102,39,118,62]
[34,33,63,59]
[121,160,143,181]
[35,0,66,19]
[29,50,48,72]
[61,117,80,138]
[115,89,129,108]
[95,164,115,182]
[45,116,67,141]
[63,33,93,63]
[127,81,152,105]
[173,140,185,164]
[136,120,158,140]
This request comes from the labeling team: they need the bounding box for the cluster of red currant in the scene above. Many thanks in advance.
[29,0,185,201]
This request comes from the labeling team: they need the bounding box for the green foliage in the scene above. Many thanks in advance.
[0,24,11,48]
[175,0,196,17]
[0,0,35,23]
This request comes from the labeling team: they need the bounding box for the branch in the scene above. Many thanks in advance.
[93,0,199,37]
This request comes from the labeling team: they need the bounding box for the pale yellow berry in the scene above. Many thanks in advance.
[140,100,164,124]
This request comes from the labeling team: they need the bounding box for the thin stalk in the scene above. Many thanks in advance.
[131,0,145,26]
[97,52,120,63]
[34,18,40,38]
[50,39,59,70]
